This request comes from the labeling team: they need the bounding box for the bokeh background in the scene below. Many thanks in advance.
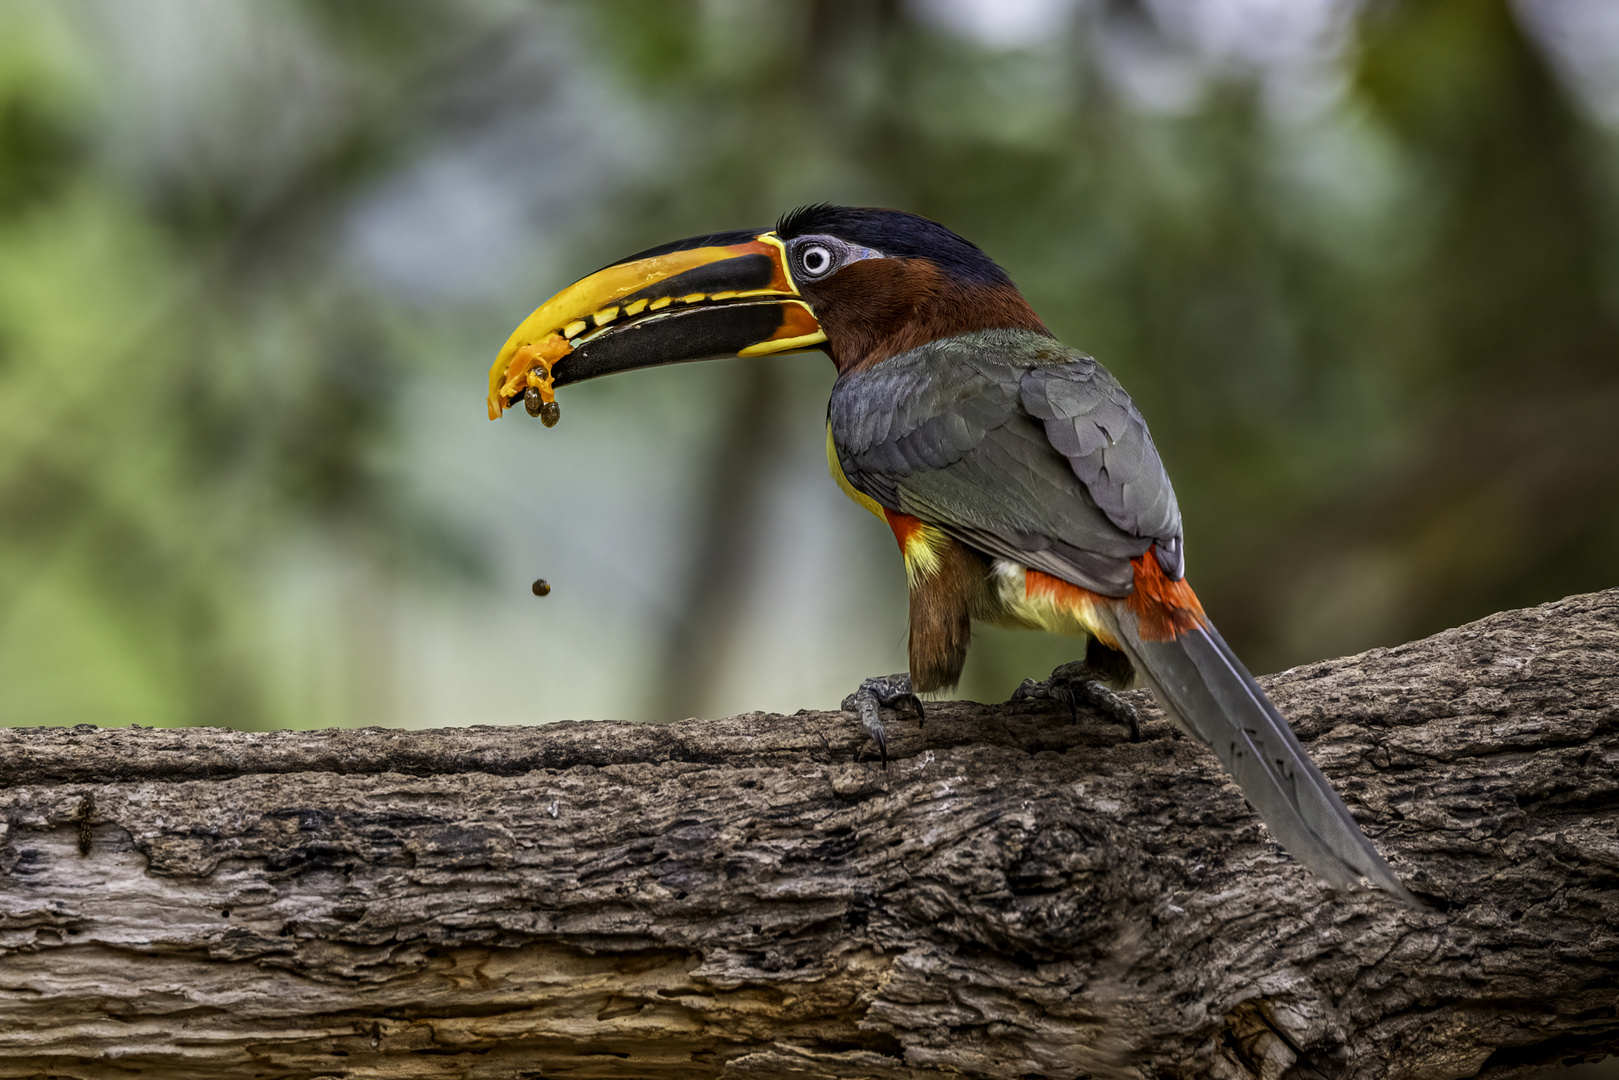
[2,0,1617,733]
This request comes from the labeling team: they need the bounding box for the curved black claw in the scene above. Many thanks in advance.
[841,673,924,768]
[1012,660,1141,742]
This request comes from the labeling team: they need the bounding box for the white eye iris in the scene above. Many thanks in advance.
[798,243,834,278]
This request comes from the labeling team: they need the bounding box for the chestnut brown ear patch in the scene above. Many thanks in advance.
[806,258,1047,374]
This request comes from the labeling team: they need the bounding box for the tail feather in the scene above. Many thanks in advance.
[1099,604,1417,905]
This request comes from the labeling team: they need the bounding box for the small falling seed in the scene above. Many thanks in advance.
[539,400,560,428]
[524,386,544,417]
[531,579,551,597]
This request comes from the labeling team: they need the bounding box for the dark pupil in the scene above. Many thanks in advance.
[804,247,828,273]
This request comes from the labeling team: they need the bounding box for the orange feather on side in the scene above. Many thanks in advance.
[881,509,925,549]
[1126,550,1207,642]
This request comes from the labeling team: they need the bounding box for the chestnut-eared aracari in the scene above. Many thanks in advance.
[488,205,1415,904]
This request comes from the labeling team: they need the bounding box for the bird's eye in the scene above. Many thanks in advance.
[797,243,835,279]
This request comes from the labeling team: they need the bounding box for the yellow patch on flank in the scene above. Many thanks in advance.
[987,561,1112,640]
[825,425,948,589]
[896,521,946,587]
[826,424,884,521]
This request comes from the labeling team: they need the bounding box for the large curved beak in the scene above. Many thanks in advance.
[486,229,825,422]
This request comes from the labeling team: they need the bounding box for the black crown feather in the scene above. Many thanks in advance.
[776,204,1013,287]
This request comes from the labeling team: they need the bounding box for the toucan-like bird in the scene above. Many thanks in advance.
[487,205,1414,903]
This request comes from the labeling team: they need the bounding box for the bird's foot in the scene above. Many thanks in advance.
[841,673,924,768]
[1012,660,1140,742]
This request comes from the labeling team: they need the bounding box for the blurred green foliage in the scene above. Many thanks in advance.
[0,0,1615,730]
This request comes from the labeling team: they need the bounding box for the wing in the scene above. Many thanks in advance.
[828,329,1183,596]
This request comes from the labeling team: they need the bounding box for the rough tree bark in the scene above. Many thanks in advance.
[0,590,1615,1080]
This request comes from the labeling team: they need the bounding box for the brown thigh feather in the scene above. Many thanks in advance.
[907,538,993,693]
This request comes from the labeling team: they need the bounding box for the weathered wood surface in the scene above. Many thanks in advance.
[0,590,1615,1080]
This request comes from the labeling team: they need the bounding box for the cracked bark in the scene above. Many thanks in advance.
[0,590,1615,1080]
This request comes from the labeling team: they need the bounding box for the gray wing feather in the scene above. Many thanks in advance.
[830,330,1182,594]
[1021,364,1181,560]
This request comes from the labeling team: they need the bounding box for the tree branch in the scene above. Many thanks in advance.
[1,590,1616,1079]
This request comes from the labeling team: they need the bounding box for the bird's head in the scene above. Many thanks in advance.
[486,205,1047,420]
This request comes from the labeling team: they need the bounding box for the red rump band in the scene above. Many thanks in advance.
[1127,550,1207,642]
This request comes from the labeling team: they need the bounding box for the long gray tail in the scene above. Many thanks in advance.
[1098,605,1417,904]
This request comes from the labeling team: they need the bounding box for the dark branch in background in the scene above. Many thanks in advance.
[0,589,1615,1080]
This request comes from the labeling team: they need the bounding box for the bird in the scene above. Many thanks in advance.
[486,204,1416,904]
